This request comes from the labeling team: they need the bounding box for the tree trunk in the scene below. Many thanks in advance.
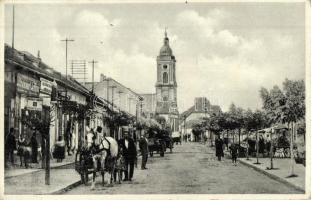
[246,131,249,160]
[289,121,295,176]
[255,130,260,164]
[269,130,274,169]
[238,129,241,156]
[45,134,50,185]
[226,130,229,150]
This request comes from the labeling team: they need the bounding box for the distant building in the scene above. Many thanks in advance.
[140,93,156,119]
[85,74,143,117]
[179,97,222,141]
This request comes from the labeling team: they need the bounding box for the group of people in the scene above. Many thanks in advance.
[215,135,239,165]
[5,127,39,167]
[87,126,150,182]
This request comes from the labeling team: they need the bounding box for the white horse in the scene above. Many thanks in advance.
[86,133,118,190]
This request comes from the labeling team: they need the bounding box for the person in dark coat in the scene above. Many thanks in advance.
[229,143,238,166]
[65,121,72,156]
[30,131,38,163]
[259,135,265,156]
[139,133,149,170]
[119,130,137,181]
[5,128,16,166]
[53,136,65,162]
[215,135,224,161]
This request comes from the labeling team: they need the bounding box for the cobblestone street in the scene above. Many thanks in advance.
[65,143,302,194]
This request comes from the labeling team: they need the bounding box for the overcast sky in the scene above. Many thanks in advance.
[4,3,305,112]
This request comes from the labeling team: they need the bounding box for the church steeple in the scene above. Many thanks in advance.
[164,28,169,45]
[160,28,173,56]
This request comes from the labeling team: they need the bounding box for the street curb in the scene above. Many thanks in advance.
[5,162,75,179]
[49,180,82,195]
[236,157,305,193]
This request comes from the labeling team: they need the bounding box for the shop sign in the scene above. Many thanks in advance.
[16,74,40,96]
[40,78,53,95]
[27,98,43,111]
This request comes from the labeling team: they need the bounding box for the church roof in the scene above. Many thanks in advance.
[159,29,173,56]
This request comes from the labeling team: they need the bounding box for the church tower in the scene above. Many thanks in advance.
[155,29,179,132]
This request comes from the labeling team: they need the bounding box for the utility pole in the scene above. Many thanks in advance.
[88,60,98,93]
[11,4,15,58]
[61,38,74,96]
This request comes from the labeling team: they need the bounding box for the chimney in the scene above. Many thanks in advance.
[100,73,106,82]
[37,50,41,61]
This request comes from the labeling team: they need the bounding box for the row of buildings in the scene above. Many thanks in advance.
[4,30,184,151]
[4,44,145,151]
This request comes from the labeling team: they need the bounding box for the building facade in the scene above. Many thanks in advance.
[155,30,179,132]
[4,44,106,158]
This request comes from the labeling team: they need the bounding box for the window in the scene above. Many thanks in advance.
[163,65,167,69]
[163,72,168,83]
[163,96,168,101]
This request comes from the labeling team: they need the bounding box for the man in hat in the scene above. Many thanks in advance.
[119,127,137,181]
[139,132,149,170]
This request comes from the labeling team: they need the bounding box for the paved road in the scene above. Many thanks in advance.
[65,142,302,194]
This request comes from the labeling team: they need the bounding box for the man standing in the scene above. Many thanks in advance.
[5,128,16,166]
[139,133,149,170]
[120,128,137,181]
[215,134,224,161]
[30,131,38,163]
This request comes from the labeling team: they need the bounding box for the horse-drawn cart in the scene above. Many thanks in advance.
[75,147,94,185]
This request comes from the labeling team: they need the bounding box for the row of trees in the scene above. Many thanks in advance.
[191,78,305,176]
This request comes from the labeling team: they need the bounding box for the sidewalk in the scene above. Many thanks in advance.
[5,153,75,179]
[222,149,305,192]
[5,167,81,195]
[4,154,144,195]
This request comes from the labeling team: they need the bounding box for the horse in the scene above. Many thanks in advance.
[85,133,118,190]
[17,144,32,168]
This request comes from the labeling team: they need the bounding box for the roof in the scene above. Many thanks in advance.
[180,106,195,119]
[85,78,143,100]
[5,44,90,96]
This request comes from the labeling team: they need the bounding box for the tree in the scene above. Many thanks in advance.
[192,123,204,142]
[282,79,305,177]
[260,85,285,168]
[259,79,305,175]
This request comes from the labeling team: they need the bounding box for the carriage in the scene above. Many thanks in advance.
[148,137,166,157]
[75,147,94,184]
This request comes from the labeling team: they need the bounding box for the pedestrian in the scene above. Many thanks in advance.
[259,135,265,157]
[139,133,149,170]
[119,129,137,181]
[53,135,65,162]
[30,131,38,163]
[65,121,72,156]
[5,127,17,166]
[229,143,238,166]
[215,134,224,161]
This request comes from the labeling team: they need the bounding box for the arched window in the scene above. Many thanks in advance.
[163,72,168,83]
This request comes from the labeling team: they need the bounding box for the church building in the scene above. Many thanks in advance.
[141,29,179,132]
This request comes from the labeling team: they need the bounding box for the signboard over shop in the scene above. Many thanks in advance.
[27,98,43,111]
[17,73,40,96]
[40,78,53,95]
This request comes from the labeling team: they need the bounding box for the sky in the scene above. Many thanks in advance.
[4,2,305,112]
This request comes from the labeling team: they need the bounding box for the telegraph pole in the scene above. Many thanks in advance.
[88,60,98,93]
[12,5,15,50]
[61,38,74,82]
